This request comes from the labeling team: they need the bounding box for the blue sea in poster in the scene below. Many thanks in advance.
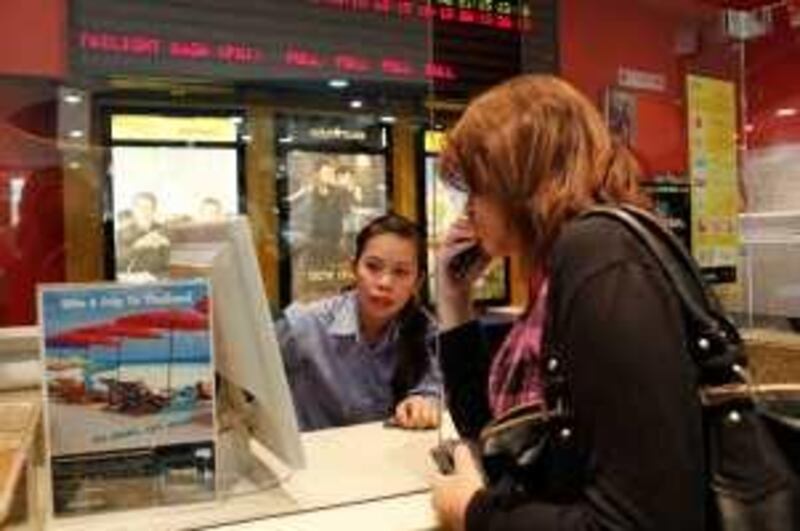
[39,279,216,460]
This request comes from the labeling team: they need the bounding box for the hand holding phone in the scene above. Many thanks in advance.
[447,244,487,280]
[430,438,459,475]
[436,220,488,328]
[430,439,483,477]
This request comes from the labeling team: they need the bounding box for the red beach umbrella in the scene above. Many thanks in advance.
[114,309,209,399]
[72,322,164,382]
[45,330,121,394]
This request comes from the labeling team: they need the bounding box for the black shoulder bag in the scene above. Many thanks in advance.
[478,204,800,529]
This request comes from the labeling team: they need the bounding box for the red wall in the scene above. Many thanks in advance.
[559,0,697,176]
[745,7,800,148]
[560,0,686,105]
[0,0,67,324]
[559,0,800,169]
[0,0,66,79]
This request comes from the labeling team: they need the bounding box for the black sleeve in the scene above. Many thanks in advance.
[466,262,706,530]
[439,321,494,440]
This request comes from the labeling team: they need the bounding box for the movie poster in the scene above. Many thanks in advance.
[110,114,241,282]
[604,87,637,146]
[286,150,387,302]
[110,146,239,283]
[39,280,216,517]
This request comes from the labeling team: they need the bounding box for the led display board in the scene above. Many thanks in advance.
[71,1,554,97]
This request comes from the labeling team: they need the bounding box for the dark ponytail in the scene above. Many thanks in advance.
[354,212,431,405]
[391,299,431,405]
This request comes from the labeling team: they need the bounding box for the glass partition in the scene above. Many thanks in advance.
[1,0,445,526]
[2,0,800,529]
[739,4,800,336]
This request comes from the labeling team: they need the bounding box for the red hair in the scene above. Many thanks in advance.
[440,75,649,269]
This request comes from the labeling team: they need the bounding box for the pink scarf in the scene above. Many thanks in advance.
[488,277,549,418]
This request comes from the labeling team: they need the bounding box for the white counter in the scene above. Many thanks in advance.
[49,418,450,530]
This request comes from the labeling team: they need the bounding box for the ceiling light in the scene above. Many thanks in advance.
[350,99,363,109]
[329,79,350,89]
[379,115,396,124]
[775,107,798,118]
[63,93,83,105]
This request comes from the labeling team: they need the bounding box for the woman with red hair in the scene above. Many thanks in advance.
[431,75,705,530]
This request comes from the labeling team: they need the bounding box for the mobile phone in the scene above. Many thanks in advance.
[448,244,485,280]
[430,438,459,475]
[430,439,483,476]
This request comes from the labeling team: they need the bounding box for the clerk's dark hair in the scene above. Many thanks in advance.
[354,212,431,405]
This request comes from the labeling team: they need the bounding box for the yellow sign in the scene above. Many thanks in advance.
[687,75,740,267]
[425,130,446,154]
[111,115,239,142]
[687,75,741,306]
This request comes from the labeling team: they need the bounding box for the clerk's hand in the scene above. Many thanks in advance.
[431,443,485,531]
[393,395,440,430]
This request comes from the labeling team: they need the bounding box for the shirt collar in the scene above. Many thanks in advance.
[327,290,361,338]
[327,290,400,347]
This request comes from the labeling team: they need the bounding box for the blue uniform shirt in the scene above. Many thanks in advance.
[276,290,440,431]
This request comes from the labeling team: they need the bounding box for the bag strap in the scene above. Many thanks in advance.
[580,205,745,381]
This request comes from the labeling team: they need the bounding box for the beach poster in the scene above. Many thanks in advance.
[38,279,216,517]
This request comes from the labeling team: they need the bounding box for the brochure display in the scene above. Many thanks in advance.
[38,280,216,517]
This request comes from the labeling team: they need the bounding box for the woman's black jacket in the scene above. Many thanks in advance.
[439,215,707,530]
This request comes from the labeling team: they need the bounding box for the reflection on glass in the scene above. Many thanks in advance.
[741,211,800,332]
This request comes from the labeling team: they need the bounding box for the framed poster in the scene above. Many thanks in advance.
[104,111,245,282]
[276,113,391,305]
[604,87,637,147]
[39,279,216,517]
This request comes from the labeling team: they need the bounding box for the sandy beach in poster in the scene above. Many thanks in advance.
[46,361,214,455]
[51,399,213,456]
